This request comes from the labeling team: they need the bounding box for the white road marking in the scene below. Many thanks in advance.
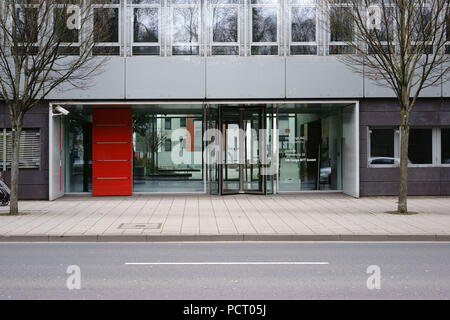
[125,262,329,265]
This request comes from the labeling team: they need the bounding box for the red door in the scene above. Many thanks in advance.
[92,108,132,196]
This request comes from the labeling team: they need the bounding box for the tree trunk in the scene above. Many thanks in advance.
[9,124,22,216]
[397,109,410,214]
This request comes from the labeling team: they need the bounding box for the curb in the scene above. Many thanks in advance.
[0,234,449,242]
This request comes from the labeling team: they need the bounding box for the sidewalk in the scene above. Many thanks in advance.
[0,194,450,241]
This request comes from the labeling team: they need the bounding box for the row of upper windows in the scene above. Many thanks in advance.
[11,0,450,56]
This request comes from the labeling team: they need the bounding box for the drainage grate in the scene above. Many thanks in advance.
[118,223,162,230]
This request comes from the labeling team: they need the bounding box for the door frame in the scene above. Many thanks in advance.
[219,105,266,195]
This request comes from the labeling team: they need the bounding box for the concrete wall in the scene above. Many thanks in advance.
[359,98,450,196]
[0,103,49,200]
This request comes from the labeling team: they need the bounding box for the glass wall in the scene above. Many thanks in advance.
[64,106,93,193]
[132,105,204,192]
[278,104,342,191]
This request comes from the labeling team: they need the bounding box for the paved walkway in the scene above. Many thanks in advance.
[0,194,450,241]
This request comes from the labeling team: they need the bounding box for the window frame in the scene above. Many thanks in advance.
[129,0,162,56]
[209,0,241,56]
[288,0,318,56]
[169,0,202,56]
[249,0,281,56]
[93,1,122,56]
[367,126,400,168]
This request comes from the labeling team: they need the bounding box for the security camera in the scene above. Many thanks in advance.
[54,105,70,116]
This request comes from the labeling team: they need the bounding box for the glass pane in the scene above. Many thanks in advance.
[172,45,199,55]
[132,0,160,4]
[65,108,92,193]
[132,46,160,55]
[243,110,263,192]
[408,129,432,164]
[278,106,342,191]
[252,8,277,43]
[213,8,238,43]
[291,7,316,42]
[15,8,39,43]
[211,0,239,3]
[94,8,119,43]
[370,128,395,164]
[442,129,450,164]
[134,8,158,43]
[173,7,199,43]
[54,8,79,43]
[290,45,317,55]
[251,45,278,55]
[330,7,353,42]
[212,46,239,55]
[133,106,204,193]
[222,110,241,193]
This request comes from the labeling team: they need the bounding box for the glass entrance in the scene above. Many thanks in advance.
[220,106,266,195]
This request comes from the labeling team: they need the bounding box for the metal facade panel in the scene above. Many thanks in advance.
[286,56,363,98]
[206,57,285,99]
[126,57,206,99]
[46,58,125,100]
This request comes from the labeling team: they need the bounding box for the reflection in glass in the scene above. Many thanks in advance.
[330,7,353,42]
[133,107,204,192]
[65,108,92,193]
[134,8,158,43]
[291,7,315,42]
[278,106,342,191]
[442,129,450,164]
[408,128,432,164]
[213,8,238,43]
[252,8,277,43]
[370,128,395,165]
[94,8,119,43]
[173,7,199,43]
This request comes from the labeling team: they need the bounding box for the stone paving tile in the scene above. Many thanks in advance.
[0,194,450,237]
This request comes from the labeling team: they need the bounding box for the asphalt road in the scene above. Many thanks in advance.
[0,242,449,300]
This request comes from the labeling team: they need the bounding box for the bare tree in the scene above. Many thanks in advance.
[0,0,113,215]
[322,0,450,214]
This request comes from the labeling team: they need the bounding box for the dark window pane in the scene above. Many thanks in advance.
[252,8,277,43]
[57,46,81,56]
[132,46,160,55]
[134,8,159,43]
[251,45,278,55]
[408,129,432,164]
[370,128,394,164]
[330,7,353,42]
[165,118,171,130]
[165,139,172,152]
[172,45,199,55]
[180,118,187,127]
[92,46,120,55]
[212,46,239,55]
[15,8,39,43]
[290,45,317,55]
[442,129,450,164]
[54,8,79,43]
[329,45,355,55]
[291,7,316,42]
[213,8,238,43]
[173,7,199,43]
[94,8,119,43]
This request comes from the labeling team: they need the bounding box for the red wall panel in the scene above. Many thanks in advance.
[92,108,132,196]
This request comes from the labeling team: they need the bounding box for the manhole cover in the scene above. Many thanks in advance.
[118,223,162,230]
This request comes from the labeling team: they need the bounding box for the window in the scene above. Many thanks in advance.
[171,0,201,55]
[131,0,161,56]
[408,128,432,165]
[369,128,398,166]
[54,2,81,56]
[180,117,187,127]
[0,129,41,169]
[329,2,354,54]
[410,5,433,54]
[14,4,39,55]
[367,4,396,55]
[165,138,172,152]
[251,0,279,55]
[165,118,172,130]
[446,9,450,54]
[93,1,121,55]
[442,129,450,164]
[210,0,239,55]
[290,0,317,55]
